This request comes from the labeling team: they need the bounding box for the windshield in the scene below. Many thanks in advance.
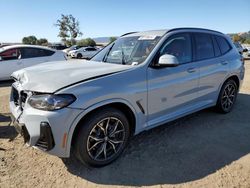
[92,36,160,65]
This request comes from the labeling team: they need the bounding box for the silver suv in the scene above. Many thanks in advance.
[10,28,245,167]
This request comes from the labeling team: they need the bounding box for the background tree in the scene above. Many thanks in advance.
[232,34,242,42]
[77,38,96,47]
[22,36,37,45]
[109,37,117,43]
[244,38,250,44]
[55,14,82,46]
[22,36,49,45]
[37,38,48,46]
[229,31,250,44]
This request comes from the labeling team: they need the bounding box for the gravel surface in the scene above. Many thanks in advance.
[0,61,250,188]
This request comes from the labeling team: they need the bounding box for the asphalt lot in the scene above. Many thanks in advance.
[0,60,250,188]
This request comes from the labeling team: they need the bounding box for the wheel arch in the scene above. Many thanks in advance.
[66,99,137,157]
[223,75,240,90]
[216,74,240,102]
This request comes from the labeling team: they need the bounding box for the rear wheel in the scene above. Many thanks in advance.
[216,79,238,113]
[73,108,130,167]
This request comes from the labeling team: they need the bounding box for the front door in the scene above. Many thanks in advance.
[0,48,23,79]
[147,33,199,127]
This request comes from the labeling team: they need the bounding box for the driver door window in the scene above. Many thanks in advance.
[159,33,192,64]
[0,48,21,61]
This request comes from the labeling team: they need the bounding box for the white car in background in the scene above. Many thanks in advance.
[246,47,250,57]
[233,42,244,54]
[0,45,66,81]
[69,46,100,59]
[62,45,83,55]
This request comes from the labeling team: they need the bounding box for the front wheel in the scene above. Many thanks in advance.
[216,79,238,113]
[76,53,82,59]
[73,108,130,167]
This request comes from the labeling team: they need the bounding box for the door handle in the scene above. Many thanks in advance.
[221,60,228,65]
[187,67,196,73]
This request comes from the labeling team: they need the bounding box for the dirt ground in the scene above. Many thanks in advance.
[0,61,250,188]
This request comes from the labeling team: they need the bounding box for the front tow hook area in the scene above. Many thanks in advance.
[35,122,55,151]
[12,121,30,144]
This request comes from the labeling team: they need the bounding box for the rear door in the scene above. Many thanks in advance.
[0,48,22,79]
[193,33,230,104]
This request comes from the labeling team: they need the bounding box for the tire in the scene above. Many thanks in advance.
[76,53,82,59]
[73,107,130,167]
[216,79,238,113]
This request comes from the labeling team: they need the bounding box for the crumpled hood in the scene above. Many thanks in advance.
[11,60,132,93]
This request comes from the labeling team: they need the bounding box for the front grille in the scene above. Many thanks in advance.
[12,87,19,106]
[20,91,28,109]
[12,86,28,108]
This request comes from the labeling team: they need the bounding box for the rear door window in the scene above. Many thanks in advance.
[85,47,97,51]
[20,48,55,59]
[215,36,232,55]
[194,33,214,61]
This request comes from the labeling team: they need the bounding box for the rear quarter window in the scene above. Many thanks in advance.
[215,36,232,55]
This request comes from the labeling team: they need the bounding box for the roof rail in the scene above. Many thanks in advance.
[167,27,223,35]
[120,32,138,37]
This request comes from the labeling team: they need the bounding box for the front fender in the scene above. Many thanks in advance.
[64,98,140,157]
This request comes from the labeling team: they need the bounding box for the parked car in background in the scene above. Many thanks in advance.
[245,47,250,57]
[10,28,244,167]
[48,44,67,50]
[0,44,10,48]
[69,46,100,59]
[233,42,244,54]
[0,45,66,80]
[62,45,83,55]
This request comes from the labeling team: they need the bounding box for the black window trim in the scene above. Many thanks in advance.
[211,35,222,57]
[149,31,234,68]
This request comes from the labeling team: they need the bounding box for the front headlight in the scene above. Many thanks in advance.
[28,94,76,111]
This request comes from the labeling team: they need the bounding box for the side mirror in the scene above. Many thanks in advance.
[0,56,2,61]
[158,54,179,67]
[243,48,248,52]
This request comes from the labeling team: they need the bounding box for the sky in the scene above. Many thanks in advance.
[0,0,249,43]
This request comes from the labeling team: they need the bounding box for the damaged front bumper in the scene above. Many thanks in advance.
[9,83,82,157]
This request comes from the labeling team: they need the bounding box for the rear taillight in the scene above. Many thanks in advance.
[240,56,244,65]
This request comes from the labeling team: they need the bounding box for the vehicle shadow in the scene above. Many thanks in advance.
[64,93,250,186]
[0,80,13,88]
[0,113,17,140]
